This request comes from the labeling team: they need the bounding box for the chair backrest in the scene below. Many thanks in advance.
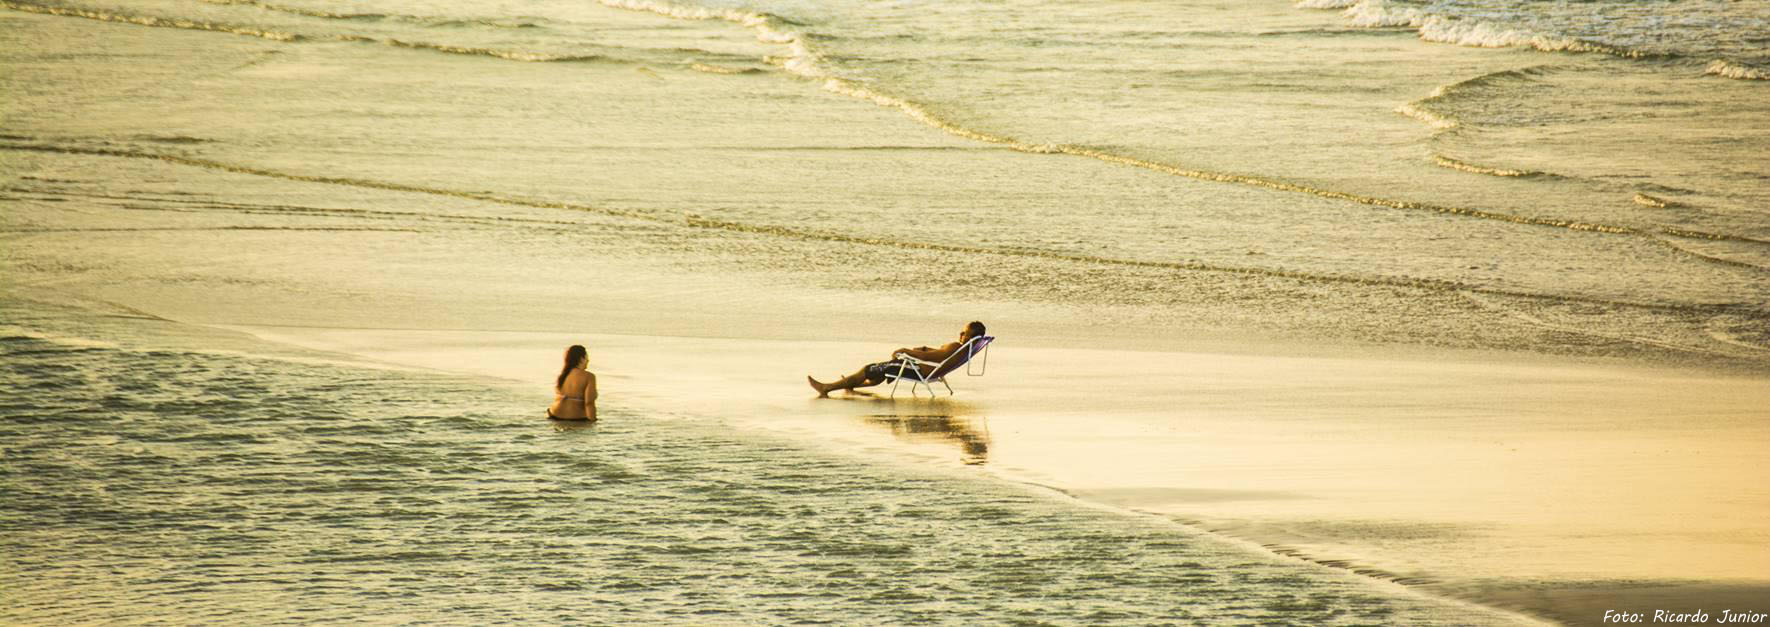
[928,336,993,380]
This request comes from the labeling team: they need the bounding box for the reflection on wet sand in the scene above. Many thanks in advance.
[859,401,991,465]
[549,418,597,432]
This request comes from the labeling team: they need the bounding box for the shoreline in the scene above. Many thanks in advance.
[213,314,1770,382]
[7,0,1768,620]
[218,318,1770,627]
[9,285,1765,626]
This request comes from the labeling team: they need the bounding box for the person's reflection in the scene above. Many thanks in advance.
[862,407,991,465]
[549,417,597,433]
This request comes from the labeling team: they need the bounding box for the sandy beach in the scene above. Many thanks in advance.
[6,0,1770,622]
[234,324,1770,624]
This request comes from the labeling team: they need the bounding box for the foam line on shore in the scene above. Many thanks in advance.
[1395,65,1555,135]
[194,0,544,29]
[8,142,1763,321]
[194,0,387,21]
[17,0,1765,256]
[2,0,303,40]
[1000,480,1549,626]
[1704,59,1769,81]
[1430,155,1552,179]
[11,187,598,228]
[1458,290,1752,359]
[1315,2,1769,84]
[1336,1,1656,60]
[1,226,421,233]
[584,1,1770,257]
[1646,237,1770,274]
[5,1,658,65]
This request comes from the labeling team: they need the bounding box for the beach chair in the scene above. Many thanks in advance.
[886,335,994,398]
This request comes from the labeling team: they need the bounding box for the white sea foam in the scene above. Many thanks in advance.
[1393,65,1552,133]
[689,62,760,75]
[1395,102,1456,130]
[1340,0,1424,28]
[6,1,631,65]
[2,1,302,41]
[1293,0,1358,9]
[1705,59,1769,81]
[594,0,1039,149]
[596,0,827,79]
[1337,0,1643,58]
[196,0,382,21]
[380,39,608,63]
[1633,193,1672,209]
[0,307,1584,625]
[1432,155,1544,178]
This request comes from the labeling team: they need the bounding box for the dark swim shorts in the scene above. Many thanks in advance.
[865,360,915,382]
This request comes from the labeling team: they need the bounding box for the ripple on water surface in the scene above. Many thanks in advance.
[0,310,1522,623]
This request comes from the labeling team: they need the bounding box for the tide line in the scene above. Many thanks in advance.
[5,1,622,64]
[4,141,1752,317]
[586,0,1770,259]
[18,0,1763,257]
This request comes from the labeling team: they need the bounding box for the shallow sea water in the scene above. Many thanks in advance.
[2,0,1767,622]
[3,0,1769,367]
[0,302,1528,623]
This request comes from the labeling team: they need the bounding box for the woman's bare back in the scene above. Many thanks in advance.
[549,368,597,421]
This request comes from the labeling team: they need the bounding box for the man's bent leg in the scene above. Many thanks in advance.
[808,365,884,397]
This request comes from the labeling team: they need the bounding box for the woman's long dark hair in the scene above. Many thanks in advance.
[557,344,587,391]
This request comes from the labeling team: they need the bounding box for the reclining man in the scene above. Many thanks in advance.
[807,321,986,398]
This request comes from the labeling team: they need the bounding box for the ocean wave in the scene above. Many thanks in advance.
[589,0,1685,259]
[1255,27,1399,38]
[597,0,825,76]
[1335,0,1650,59]
[3,1,302,41]
[1459,290,1754,360]
[1648,239,1770,273]
[1431,155,1548,178]
[1705,59,1769,81]
[133,134,213,144]
[0,329,122,350]
[1633,193,1674,209]
[15,0,1770,282]
[195,0,383,21]
[7,1,690,67]
[1293,0,1358,9]
[591,1,1038,147]
[10,141,1764,312]
[24,186,593,229]
[688,62,763,75]
[1395,103,1456,130]
[1665,239,1770,277]
[378,39,608,63]
[196,0,544,29]
[1416,18,1644,58]
[1394,65,1552,132]
[1706,320,1770,354]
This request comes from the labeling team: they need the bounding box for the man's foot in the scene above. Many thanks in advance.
[807,375,830,398]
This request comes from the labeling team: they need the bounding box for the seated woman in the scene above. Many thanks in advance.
[548,344,597,421]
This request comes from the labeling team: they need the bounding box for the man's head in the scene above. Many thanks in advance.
[962,320,986,342]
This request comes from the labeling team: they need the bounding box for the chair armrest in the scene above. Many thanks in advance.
[893,353,939,366]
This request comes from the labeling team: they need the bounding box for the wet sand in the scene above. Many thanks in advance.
[234,324,1770,625]
[9,0,1769,621]
[1465,583,1770,627]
